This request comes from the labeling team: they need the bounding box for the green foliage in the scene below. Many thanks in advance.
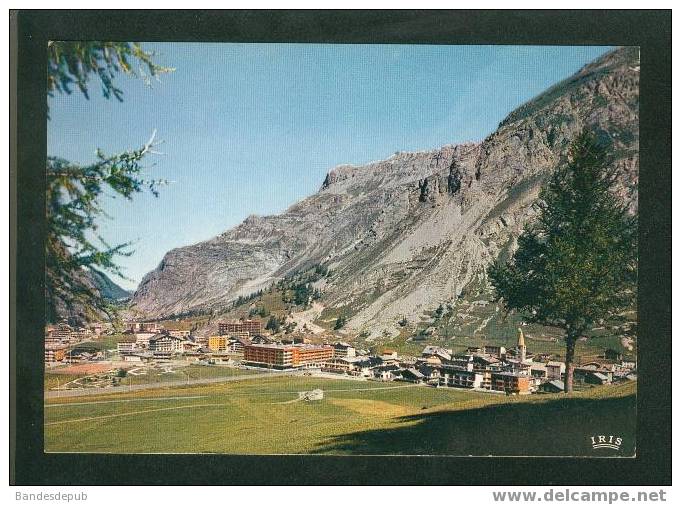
[546,129,557,147]
[265,315,281,333]
[46,140,166,322]
[232,290,263,309]
[293,283,312,307]
[489,130,637,388]
[46,41,172,323]
[334,315,348,330]
[47,41,173,104]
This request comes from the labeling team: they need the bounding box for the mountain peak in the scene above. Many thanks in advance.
[131,49,638,334]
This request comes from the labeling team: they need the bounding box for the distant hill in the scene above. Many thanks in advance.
[89,269,132,301]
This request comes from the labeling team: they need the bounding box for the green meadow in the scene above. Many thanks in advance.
[44,375,636,456]
[45,364,257,391]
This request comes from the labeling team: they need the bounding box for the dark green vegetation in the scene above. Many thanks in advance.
[44,376,635,456]
[46,42,171,324]
[210,264,333,334]
[489,131,637,391]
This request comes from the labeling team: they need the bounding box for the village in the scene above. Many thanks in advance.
[44,317,637,395]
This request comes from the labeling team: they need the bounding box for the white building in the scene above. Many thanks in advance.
[149,334,186,353]
[117,342,138,354]
[168,329,191,338]
[135,332,157,347]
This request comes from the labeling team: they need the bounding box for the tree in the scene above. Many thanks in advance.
[46,42,172,323]
[488,130,637,393]
[265,315,281,333]
[293,282,312,307]
[46,138,165,322]
[334,315,347,330]
[47,41,172,107]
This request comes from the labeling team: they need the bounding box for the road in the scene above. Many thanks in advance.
[44,370,301,399]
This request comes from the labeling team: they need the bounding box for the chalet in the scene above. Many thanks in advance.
[450,354,475,371]
[373,364,400,381]
[421,346,452,363]
[574,365,613,383]
[398,368,426,383]
[539,380,565,393]
[473,354,503,371]
[180,340,202,353]
[584,371,611,385]
[546,361,566,380]
[321,357,358,374]
[483,345,507,358]
[123,352,154,363]
[148,334,185,354]
[350,358,375,377]
[251,335,273,345]
[530,363,548,379]
[417,364,441,382]
[333,342,356,358]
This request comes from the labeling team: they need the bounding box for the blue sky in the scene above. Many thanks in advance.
[47,44,612,290]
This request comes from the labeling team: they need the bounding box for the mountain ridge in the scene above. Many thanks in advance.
[130,47,639,336]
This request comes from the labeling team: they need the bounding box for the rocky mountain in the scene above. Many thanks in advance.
[130,47,639,335]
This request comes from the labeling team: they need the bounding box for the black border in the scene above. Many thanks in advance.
[11,10,671,486]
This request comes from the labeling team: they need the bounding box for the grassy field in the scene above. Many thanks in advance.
[119,364,257,386]
[45,364,257,391]
[45,375,636,456]
[69,333,136,352]
[44,372,87,391]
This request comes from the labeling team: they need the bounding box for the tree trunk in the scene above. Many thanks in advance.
[564,333,577,393]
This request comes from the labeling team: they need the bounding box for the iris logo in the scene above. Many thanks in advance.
[590,435,622,450]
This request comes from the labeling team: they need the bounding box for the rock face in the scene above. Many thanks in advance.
[131,47,639,331]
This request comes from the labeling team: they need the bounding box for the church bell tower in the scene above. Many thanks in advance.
[517,327,527,362]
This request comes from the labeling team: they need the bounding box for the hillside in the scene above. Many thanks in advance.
[130,47,639,342]
[90,269,132,301]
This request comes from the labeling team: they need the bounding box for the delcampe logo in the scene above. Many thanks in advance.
[590,435,623,451]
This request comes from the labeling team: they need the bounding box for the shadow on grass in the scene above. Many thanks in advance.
[312,393,636,457]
